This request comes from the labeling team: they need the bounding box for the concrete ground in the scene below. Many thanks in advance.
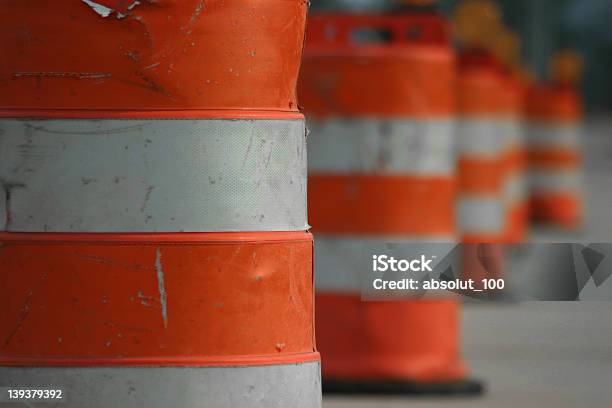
[323,119,612,408]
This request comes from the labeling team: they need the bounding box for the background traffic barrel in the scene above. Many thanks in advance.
[526,51,584,229]
[486,27,530,243]
[456,49,509,287]
[0,1,321,407]
[300,13,479,394]
[456,50,508,244]
[453,0,520,291]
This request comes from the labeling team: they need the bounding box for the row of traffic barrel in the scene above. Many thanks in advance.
[299,4,583,394]
[0,0,583,406]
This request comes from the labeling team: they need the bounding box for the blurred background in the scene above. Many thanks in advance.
[305,1,612,407]
[312,0,612,113]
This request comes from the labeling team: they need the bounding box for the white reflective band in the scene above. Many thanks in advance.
[0,119,307,232]
[527,123,581,150]
[0,362,321,408]
[457,196,505,234]
[315,235,455,292]
[530,169,582,193]
[505,171,528,205]
[501,119,526,150]
[456,119,506,157]
[307,118,454,176]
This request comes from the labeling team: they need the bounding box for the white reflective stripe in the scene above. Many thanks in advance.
[457,196,505,234]
[504,171,528,205]
[501,119,526,150]
[307,118,454,176]
[530,169,582,193]
[0,362,321,408]
[315,235,455,292]
[0,119,307,232]
[456,119,506,157]
[527,122,581,150]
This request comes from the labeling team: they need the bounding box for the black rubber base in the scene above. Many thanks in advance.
[323,378,485,396]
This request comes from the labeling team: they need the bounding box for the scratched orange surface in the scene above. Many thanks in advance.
[0,232,316,366]
[0,0,307,114]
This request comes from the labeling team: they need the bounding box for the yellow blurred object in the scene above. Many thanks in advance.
[550,50,583,85]
[486,27,521,69]
[453,0,502,48]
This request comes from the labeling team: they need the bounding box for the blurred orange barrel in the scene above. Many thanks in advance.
[0,1,321,407]
[300,14,473,391]
[526,84,583,229]
[456,51,508,244]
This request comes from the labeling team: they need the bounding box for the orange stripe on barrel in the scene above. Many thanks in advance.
[316,294,466,382]
[528,150,581,169]
[457,158,505,193]
[526,85,582,122]
[530,194,581,229]
[0,232,315,366]
[308,175,455,236]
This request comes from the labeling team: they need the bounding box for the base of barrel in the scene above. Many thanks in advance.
[322,377,484,396]
[0,362,322,408]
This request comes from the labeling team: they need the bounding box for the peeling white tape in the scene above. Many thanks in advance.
[82,0,114,18]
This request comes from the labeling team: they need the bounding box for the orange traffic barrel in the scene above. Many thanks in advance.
[526,84,583,229]
[0,1,321,407]
[456,50,509,287]
[457,50,509,244]
[300,13,480,394]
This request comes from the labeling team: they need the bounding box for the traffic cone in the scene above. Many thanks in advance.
[0,1,321,407]
[300,12,481,395]
[526,51,584,229]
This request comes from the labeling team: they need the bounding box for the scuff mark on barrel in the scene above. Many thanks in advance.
[13,72,111,80]
[287,246,308,320]
[81,177,98,186]
[24,122,143,136]
[127,1,142,11]
[2,291,33,348]
[1,180,26,230]
[182,0,205,34]
[135,71,172,97]
[136,291,159,307]
[141,185,155,213]
[116,1,142,19]
[80,255,152,271]
[253,138,275,189]
[104,320,153,334]
[241,127,255,169]
[155,248,168,329]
